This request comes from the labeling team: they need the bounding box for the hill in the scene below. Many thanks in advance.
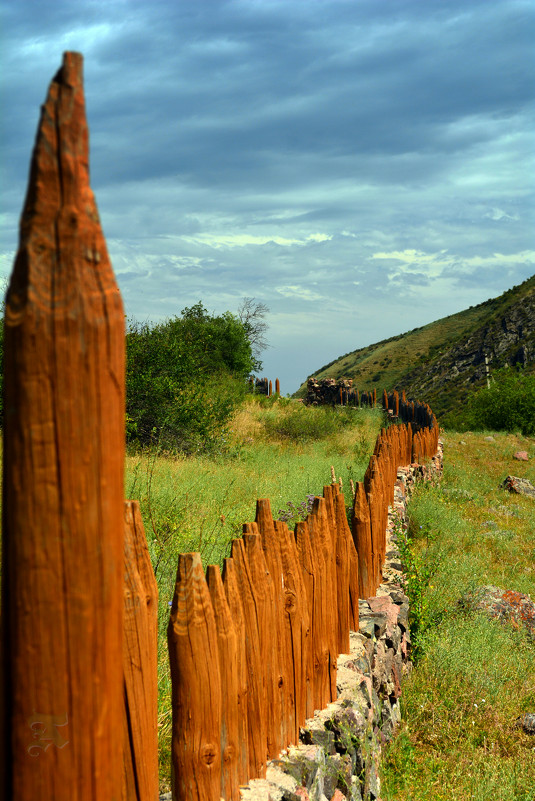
[296,275,535,420]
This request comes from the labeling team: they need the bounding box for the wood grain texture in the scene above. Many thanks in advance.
[221,557,249,785]
[122,501,158,801]
[294,521,316,719]
[308,500,334,707]
[334,493,351,653]
[167,553,222,801]
[254,500,289,755]
[206,564,240,801]
[230,539,267,778]
[315,496,338,702]
[275,520,308,743]
[1,52,125,801]
[243,529,283,759]
[352,482,373,598]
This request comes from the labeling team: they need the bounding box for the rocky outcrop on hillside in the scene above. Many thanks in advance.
[396,289,535,416]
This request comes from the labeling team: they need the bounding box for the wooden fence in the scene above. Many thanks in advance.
[167,403,438,800]
[1,52,440,801]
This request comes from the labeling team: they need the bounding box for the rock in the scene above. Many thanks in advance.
[301,718,337,754]
[514,451,529,461]
[484,436,495,442]
[459,585,535,638]
[358,611,387,639]
[501,475,535,498]
[330,790,347,801]
[517,713,535,735]
[265,765,303,800]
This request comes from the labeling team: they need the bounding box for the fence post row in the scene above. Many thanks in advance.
[167,398,439,800]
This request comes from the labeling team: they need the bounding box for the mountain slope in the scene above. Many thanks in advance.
[297,275,535,419]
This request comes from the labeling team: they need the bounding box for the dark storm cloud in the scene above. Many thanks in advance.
[1,0,534,392]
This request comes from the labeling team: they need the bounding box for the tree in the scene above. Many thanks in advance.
[462,366,535,436]
[125,303,256,451]
[237,297,269,371]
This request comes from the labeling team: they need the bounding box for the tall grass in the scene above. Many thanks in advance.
[381,430,535,801]
[125,397,383,790]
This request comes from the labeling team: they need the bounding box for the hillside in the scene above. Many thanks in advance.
[297,275,535,420]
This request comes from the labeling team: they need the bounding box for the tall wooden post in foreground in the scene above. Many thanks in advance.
[1,53,126,800]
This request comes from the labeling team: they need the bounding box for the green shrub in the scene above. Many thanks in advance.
[261,404,363,442]
[126,303,256,452]
[459,367,535,435]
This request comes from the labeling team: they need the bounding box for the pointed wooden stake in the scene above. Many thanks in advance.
[1,52,125,801]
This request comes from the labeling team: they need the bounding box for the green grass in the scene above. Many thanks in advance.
[127,397,383,791]
[381,429,535,801]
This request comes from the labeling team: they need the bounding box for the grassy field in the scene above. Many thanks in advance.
[381,430,535,801]
[2,396,533,798]
[125,397,384,789]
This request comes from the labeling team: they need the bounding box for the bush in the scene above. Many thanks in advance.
[261,404,362,442]
[460,367,535,436]
[126,303,256,452]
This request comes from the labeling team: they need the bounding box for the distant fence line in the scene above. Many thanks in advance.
[250,376,280,396]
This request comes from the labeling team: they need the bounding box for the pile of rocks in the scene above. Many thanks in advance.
[305,378,365,407]
[501,475,535,498]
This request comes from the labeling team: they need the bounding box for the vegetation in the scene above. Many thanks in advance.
[126,302,259,453]
[381,430,535,800]
[124,398,383,790]
[447,366,535,436]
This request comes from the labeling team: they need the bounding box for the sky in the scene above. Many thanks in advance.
[1,0,534,394]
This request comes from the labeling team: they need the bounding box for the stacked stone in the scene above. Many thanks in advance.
[306,378,358,406]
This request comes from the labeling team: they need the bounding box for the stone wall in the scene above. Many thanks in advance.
[237,447,443,801]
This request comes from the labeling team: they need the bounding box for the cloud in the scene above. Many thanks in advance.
[1,0,534,394]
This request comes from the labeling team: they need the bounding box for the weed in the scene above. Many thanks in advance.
[393,514,442,660]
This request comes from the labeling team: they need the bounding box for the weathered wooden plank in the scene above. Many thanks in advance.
[230,539,267,778]
[334,493,351,653]
[352,482,373,599]
[294,521,316,719]
[254,500,289,755]
[308,499,336,706]
[222,557,249,785]
[206,564,240,801]
[275,520,310,743]
[122,501,158,801]
[243,529,283,759]
[167,553,222,801]
[1,52,125,801]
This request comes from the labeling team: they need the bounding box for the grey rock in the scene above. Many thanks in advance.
[397,602,409,631]
[359,612,387,639]
[301,718,336,754]
[501,475,535,498]
[349,775,364,801]
[265,765,302,801]
[280,743,325,791]
[387,587,409,605]
[517,713,535,734]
